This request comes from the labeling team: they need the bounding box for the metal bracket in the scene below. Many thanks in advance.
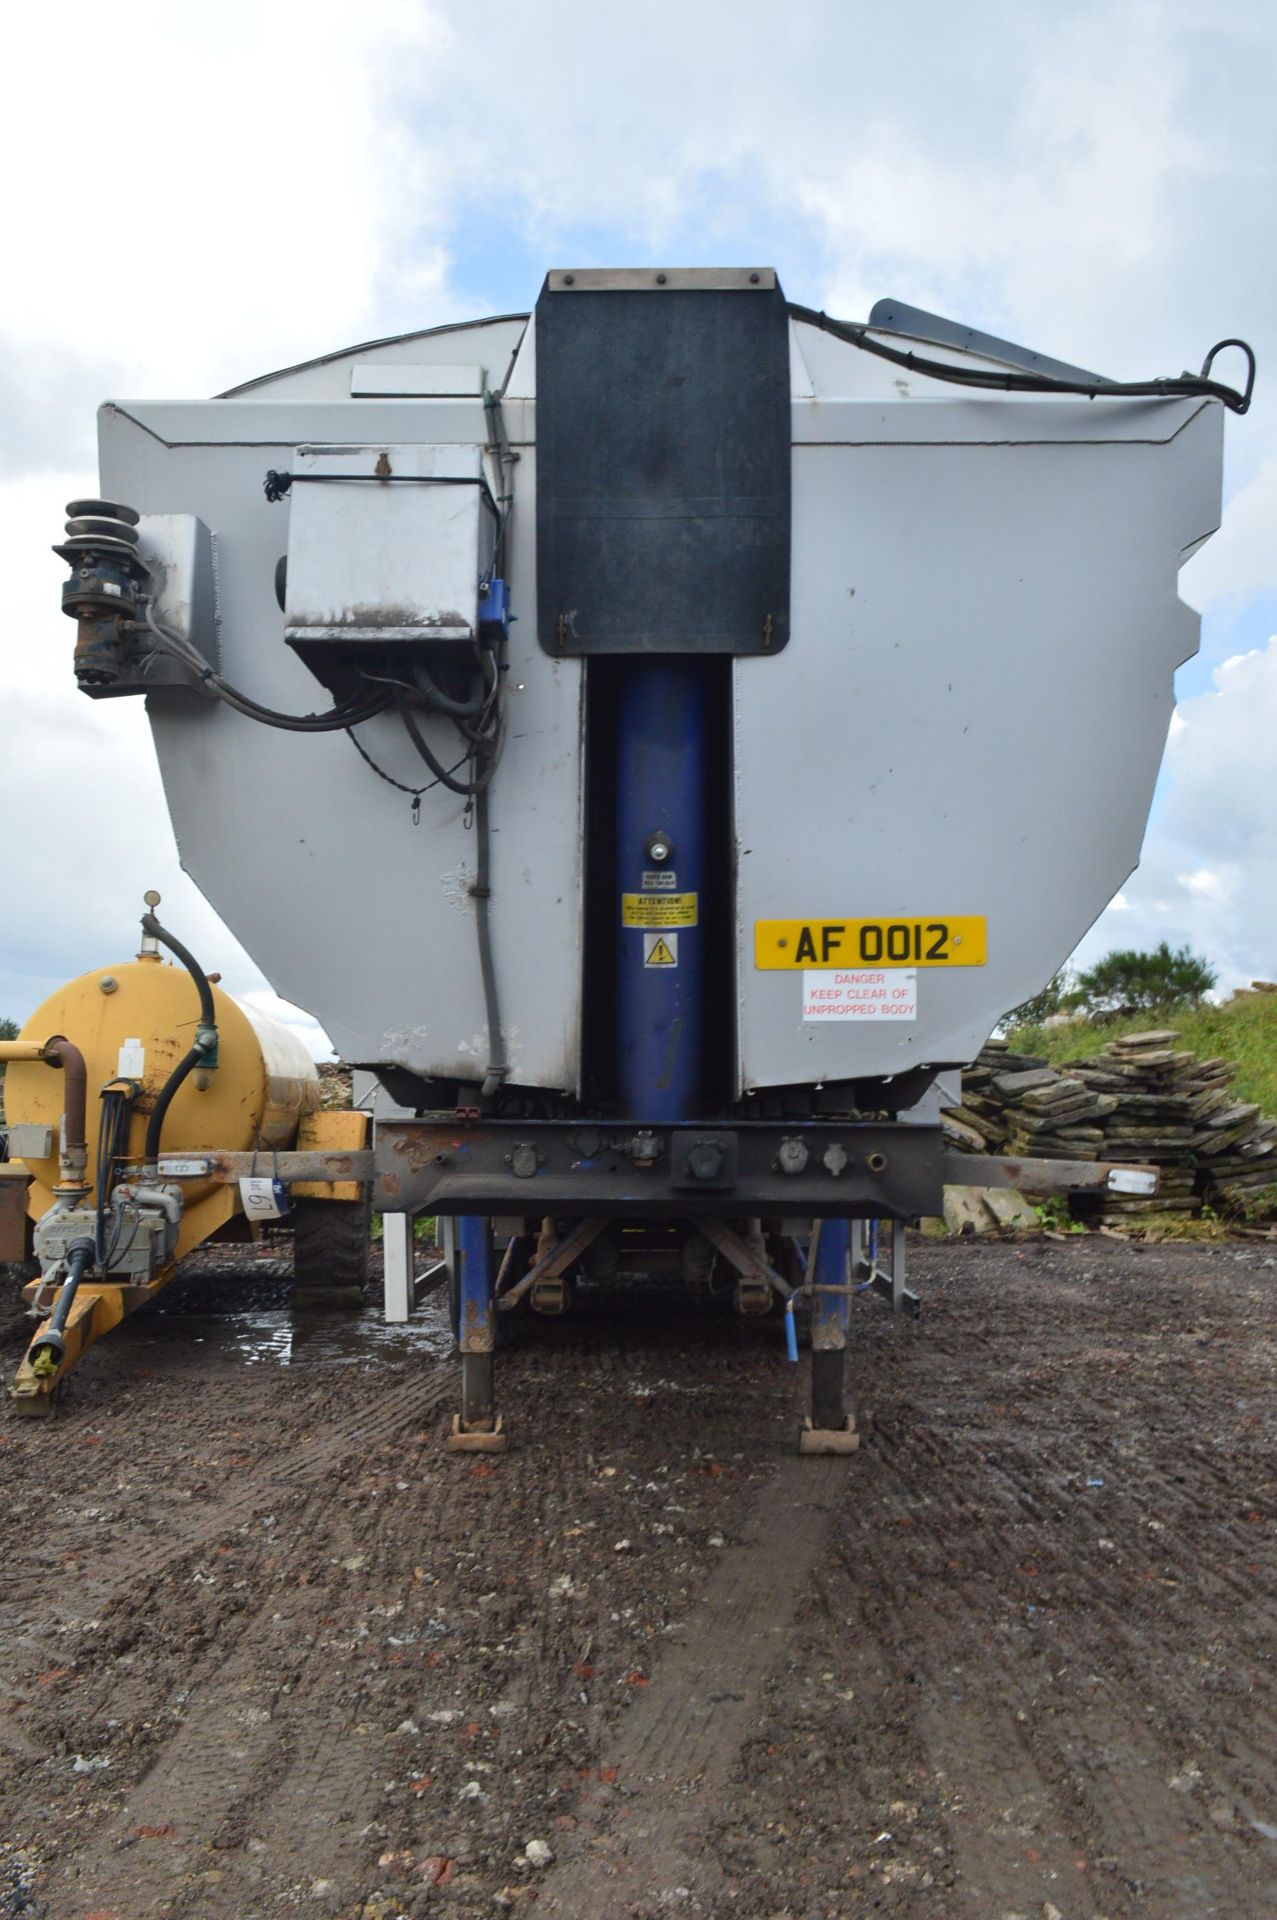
[530,1276,571,1315]
[734,1277,773,1317]
[498,1216,612,1310]
[446,1414,507,1455]
[694,1217,793,1302]
[546,267,776,293]
[798,1417,860,1457]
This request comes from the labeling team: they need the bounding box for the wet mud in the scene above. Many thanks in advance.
[1,1237,1275,1919]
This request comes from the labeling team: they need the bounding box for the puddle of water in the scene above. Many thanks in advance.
[133,1260,455,1369]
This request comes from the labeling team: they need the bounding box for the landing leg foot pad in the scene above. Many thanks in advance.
[446,1414,508,1455]
[798,1416,859,1456]
[12,1391,55,1419]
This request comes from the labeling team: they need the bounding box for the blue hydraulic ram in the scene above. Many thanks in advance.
[615,657,708,1122]
[455,1213,496,1435]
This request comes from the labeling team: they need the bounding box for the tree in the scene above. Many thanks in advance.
[1003,968,1077,1031]
[1073,942,1216,1017]
[0,1019,16,1041]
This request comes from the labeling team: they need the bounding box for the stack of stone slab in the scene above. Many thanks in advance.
[942,1029,1277,1221]
[1069,1031,1277,1214]
[942,1037,1117,1160]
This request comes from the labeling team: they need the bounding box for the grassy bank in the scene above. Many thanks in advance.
[1010,991,1277,1115]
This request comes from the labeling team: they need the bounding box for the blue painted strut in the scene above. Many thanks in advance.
[457,1214,497,1427]
[809,1219,852,1431]
[616,657,707,1121]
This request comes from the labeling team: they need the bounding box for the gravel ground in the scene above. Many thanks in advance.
[1,1236,1275,1920]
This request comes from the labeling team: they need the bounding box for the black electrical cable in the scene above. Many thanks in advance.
[264,469,502,522]
[93,1084,134,1268]
[483,388,517,572]
[788,305,1256,414]
[395,691,503,796]
[358,655,496,721]
[409,653,495,719]
[141,606,392,732]
[344,720,476,815]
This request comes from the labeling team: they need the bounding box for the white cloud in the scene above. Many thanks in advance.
[0,472,334,1052]
[1075,639,1277,989]
[2,2,450,402]
[1181,456,1277,610]
[5,0,1277,1052]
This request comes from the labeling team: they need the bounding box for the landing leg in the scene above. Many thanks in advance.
[448,1214,506,1453]
[800,1219,859,1455]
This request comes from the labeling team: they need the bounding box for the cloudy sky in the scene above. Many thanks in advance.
[4,0,1275,1049]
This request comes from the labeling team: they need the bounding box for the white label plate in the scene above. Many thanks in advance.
[117,1037,145,1077]
[802,969,917,1022]
[239,1175,287,1220]
[1106,1167,1158,1196]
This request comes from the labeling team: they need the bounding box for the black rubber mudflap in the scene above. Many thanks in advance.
[291,1195,372,1304]
[535,271,791,655]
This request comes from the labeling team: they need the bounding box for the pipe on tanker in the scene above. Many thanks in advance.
[42,1037,88,1159]
[0,1034,89,1190]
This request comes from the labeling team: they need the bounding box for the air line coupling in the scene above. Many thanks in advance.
[53,498,151,689]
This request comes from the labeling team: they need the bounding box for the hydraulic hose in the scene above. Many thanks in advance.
[140,912,216,1031]
[787,304,1256,414]
[410,654,493,719]
[138,910,218,1167]
[396,692,494,796]
[29,1237,96,1371]
[144,1037,215,1168]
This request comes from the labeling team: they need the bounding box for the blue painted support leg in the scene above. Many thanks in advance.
[809,1219,852,1433]
[616,657,707,1121]
[456,1213,501,1439]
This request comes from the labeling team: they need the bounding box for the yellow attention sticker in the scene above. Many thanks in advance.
[755,916,987,969]
[622,893,699,929]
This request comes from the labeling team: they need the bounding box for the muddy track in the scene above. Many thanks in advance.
[1,1239,1275,1919]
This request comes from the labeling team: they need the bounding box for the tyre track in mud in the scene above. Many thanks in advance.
[3,1240,1276,1920]
[838,1256,1277,1918]
[540,1451,850,1918]
[17,1368,470,1918]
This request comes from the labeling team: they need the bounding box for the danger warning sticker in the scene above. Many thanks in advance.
[802,970,918,1021]
[644,933,678,968]
[622,892,698,929]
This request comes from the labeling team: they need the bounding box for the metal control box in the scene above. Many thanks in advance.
[283,442,494,687]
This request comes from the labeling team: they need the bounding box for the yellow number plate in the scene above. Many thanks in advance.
[755,916,986,969]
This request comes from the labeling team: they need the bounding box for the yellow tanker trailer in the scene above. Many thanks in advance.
[0,896,371,1414]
